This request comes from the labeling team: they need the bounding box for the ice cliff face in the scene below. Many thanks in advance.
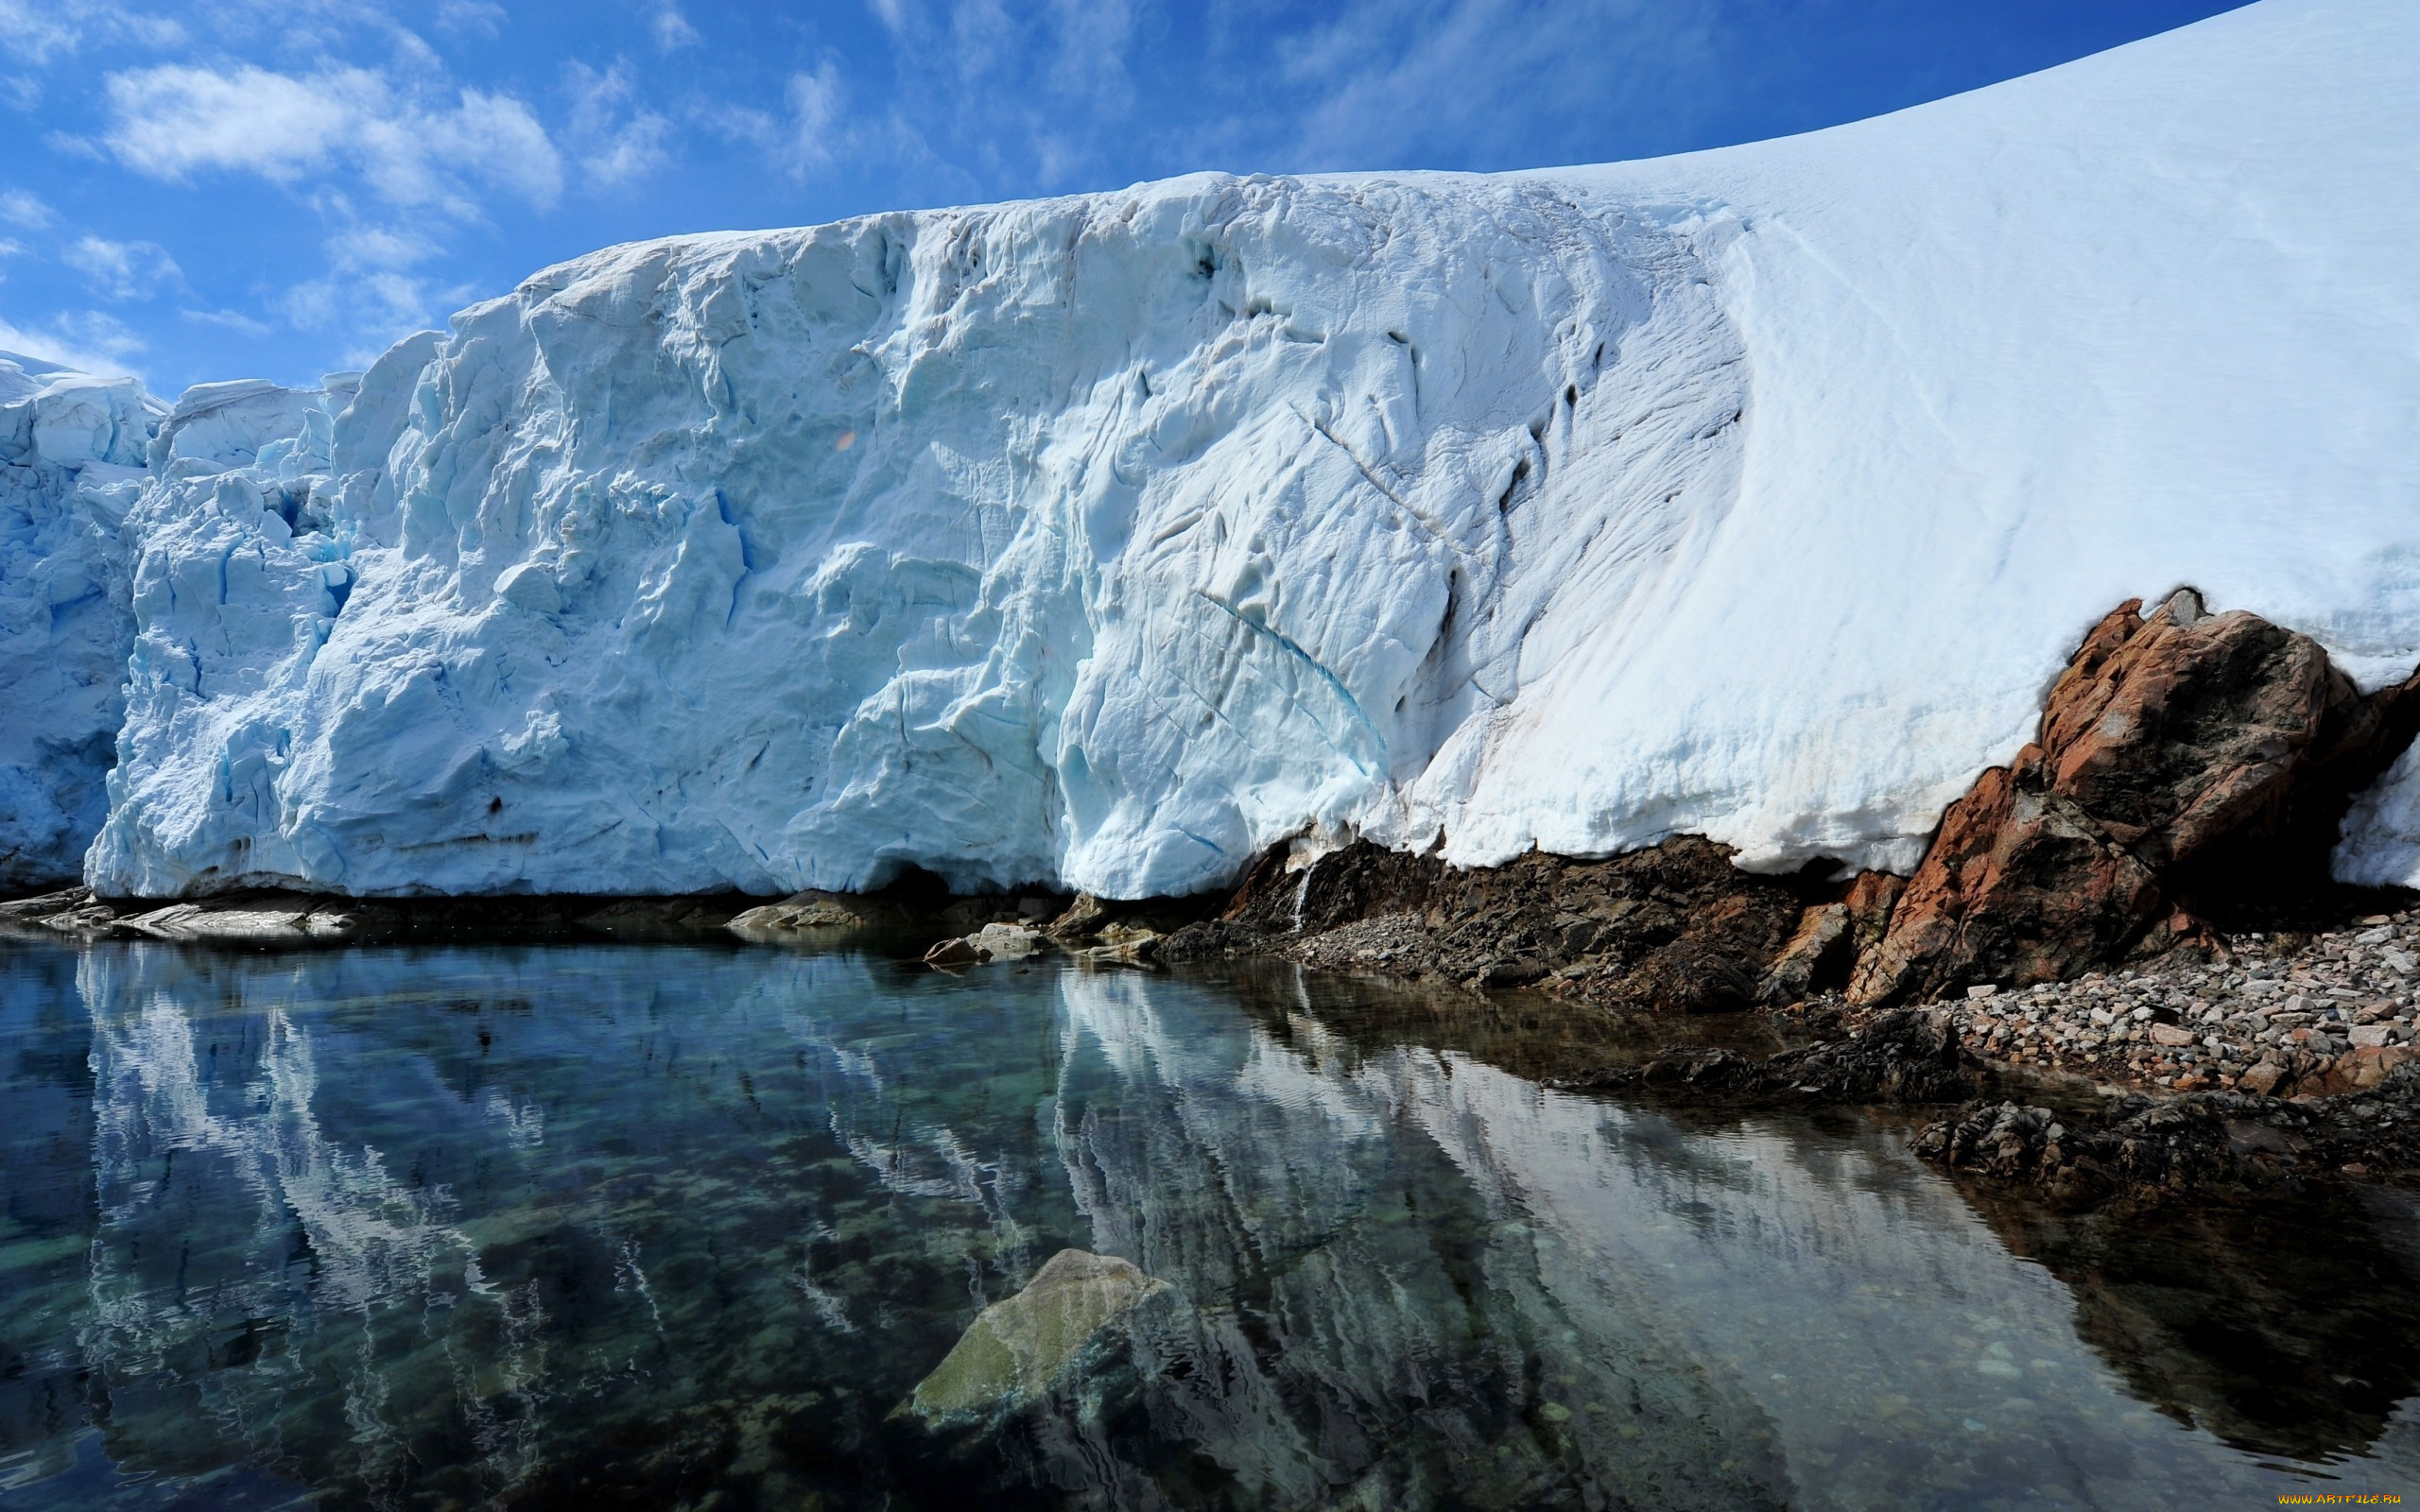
[19,0,2420,898]
[0,354,157,888]
[87,180,1750,897]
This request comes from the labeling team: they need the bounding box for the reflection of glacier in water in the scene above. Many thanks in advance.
[3,938,2419,1509]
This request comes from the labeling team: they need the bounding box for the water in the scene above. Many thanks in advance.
[3,936,2418,1510]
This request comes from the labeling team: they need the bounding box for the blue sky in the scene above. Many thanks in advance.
[0,0,2247,394]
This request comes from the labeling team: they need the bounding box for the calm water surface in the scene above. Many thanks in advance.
[3,936,2419,1510]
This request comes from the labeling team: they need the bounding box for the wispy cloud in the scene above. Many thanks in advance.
[272,211,469,367]
[0,190,57,231]
[565,61,673,186]
[0,0,186,66]
[182,305,274,337]
[0,309,146,378]
[434,0,506,39]
[64,234,183,301]
[650,3,701,51]
[100,62,563,214]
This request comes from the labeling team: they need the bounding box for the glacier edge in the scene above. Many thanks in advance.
[1,0,2414,900]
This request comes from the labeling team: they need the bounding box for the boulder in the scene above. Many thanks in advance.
[968,921,1044,960]
[923,936,982,968]
[896,1249,1177,1429]
[728,888,901,936]
[1853,592,2420,1005]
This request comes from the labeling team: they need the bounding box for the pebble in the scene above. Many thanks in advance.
[1870,911,2420,1098]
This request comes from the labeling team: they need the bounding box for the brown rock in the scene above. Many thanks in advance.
[1848,768,2165,1005]
[924,936,982,968]
[2236,1059,2289,1097]
[2319,1045,2413,1094]
[1757,902,1851,1005]
[2148,1023,2198,1048]
[1842,870,1905,958]
[1046,892,1112,940]
[1853,591,2420,1005]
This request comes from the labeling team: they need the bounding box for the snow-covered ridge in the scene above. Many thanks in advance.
[14,0,2420,899]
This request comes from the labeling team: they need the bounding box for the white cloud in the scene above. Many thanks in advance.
[706,58,867,181]
[785,61,849,173]
[64,234,182,301]
[330,222,441,271]
[0,238,22,258]
[566,62,673,186]
[182,306,273,337]
[273,215,467,366]
[435,0,507,38]
[0,309,144,378]
[100,62,563,215]
[0,190,56,231]
[651,3,700,51]
[0,0,184,65]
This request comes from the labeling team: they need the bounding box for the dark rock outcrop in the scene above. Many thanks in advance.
[1913,1060,2420,1202]
[1161,835,1805,1013]
[1556,1008,1986,1106]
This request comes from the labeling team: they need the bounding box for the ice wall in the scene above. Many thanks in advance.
[87,180,1749,897]
[0,353,157,888]
[37,0,2420,899]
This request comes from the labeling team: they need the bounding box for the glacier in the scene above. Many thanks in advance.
[11,0,2420,900]
[0,354,157,888]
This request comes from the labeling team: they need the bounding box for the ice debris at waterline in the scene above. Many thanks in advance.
[3,0,2418,901]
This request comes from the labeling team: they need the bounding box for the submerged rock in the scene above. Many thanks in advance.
[897,1249,1177,1429]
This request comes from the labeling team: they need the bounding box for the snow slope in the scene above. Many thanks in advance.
[0,353,157,887]
[60,0,2420,897]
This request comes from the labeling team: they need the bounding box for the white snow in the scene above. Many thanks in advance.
[0,352,158,887]
[33,0,2420,897]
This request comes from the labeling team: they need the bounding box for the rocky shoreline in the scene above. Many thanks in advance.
[11,590,2420,1207]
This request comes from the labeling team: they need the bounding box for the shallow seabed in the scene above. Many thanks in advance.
[2,938,2416,1511]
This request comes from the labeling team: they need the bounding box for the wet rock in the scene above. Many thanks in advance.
[1562,1009,1983,1107]
[577,897,745,936]
[1173,836,1803,1014]
[114,901,395,941]
[968,921,1044,960]
[1760,1008,1979,1102]
[924,936,982,968]
[924,922,1046,969]
[1069,921,1160,965]
[1914,1096,2258,1202]
[1046,893,1111,940]
[726,889,902,936]
[896,1249,1178,1429]
[0,886,119,935]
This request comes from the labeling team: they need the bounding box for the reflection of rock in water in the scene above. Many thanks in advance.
[998,969,1792,1511]
[0,947,98,1490]
[26,940,2420,1510]
[1967,1190,2420,1462]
